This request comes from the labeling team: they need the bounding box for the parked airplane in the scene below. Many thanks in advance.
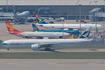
[5,21,72,39]
[13,5,31,24]
[35,14,103,31]
[32,24,80,35]
[1,27,93,50]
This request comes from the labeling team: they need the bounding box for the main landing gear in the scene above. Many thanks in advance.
[44,47,51,51]
[7,48,9,50]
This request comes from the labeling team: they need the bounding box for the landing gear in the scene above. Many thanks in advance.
[7,48,9,50]
[44,47,51,51]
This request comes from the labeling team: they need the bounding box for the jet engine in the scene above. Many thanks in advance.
[10,32,14,34]
[23,36,29,38]
[31,44,40,50]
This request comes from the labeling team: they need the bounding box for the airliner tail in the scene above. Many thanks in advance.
[79,27,92,38]
[32,24,40,31]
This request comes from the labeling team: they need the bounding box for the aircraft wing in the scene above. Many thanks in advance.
[39,42,56,46]
[31,42,56,50]
[33,36,50,39]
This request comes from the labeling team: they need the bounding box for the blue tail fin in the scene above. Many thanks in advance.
[32,24,39,31]
[79,27,92,38]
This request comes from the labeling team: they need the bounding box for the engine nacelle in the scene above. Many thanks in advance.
[31,44,40,50]
[10,32,14,34]
[24,36,29,38]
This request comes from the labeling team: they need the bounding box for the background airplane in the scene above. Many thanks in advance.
[13,5,31,24]
[5,21,72,39]
[1,27,93,50]
[32,24,80,35]
[35,14,103,31]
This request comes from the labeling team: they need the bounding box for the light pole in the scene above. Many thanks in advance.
[79,4,81,33]
[102,0,105,45]
[6,0,8,12]
[62,18,64,36]
[95,1,98,34]
[103,0,105,36]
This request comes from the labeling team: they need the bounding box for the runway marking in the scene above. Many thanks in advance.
[48,62,73,66]
[8,63,32,66]
[89,63,105,66]
[1,49,105,53]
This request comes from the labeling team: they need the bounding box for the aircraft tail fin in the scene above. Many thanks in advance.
[32,24,39,31]
[37,18,48,24]
[37,18,44,23]
[35,14,40,18]
[5,21,20,33]
[68,35,74,39]
[79,27,92,38]
[35,14,48,24]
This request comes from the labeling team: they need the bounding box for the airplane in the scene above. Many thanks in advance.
[1,27,93,50]
[32,24,80,35]
[13,5,31,24]
[5,21,72,39]
[35,14,104,31]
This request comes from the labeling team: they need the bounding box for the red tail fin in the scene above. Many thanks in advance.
[35,14,40,18]
[5,21,19,32]
[5,21,24,35]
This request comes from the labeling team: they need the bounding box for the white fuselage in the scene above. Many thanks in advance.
[14,11,30,21]
[18,32,71,39]
[1,39,93,48]
[37,24,103,30]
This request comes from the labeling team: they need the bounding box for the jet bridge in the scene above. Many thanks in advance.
[89,8,105,22]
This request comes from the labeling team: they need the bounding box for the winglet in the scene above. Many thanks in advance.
[32,24,39,31]
[79,27,92,38]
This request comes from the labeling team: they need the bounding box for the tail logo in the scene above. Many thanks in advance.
[33,27,37,30]
[38,18,41,23]
[36,15,39,18]
[6,23,15,31]
[82,31,89,38]
[79,27,91,38]
[37,18,43,23]
[35,14,40,18]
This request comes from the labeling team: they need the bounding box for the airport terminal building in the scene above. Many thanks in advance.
[0,0,105,20]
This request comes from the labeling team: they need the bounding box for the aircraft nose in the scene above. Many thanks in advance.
[74,30,80,34]
[16,33,23,37]
[99,25,104,29]
[102,26,104,29]
[19,33,23,36]
[1,43,7,45]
